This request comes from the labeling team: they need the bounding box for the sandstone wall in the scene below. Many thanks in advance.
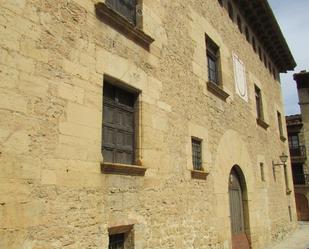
[0,0,296,248]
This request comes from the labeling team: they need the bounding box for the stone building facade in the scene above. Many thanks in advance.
[287,71,309,221]
[0,0,297,249]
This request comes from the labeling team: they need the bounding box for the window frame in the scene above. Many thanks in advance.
[206,35,221,86]
[191,137,203,171]
[102,81,138,166]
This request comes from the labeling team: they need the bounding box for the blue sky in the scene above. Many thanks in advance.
[268,0,309,115]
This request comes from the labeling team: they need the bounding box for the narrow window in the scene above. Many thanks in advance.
[277,111,284,138]
[206,35,220,85]
[102,81,137,165]
[228,2,234,20]
[237,15,242,33]
[260,163,265,182]
[245,27,250,42]
[192,138,202,171]
[255,85,264,120]
[273,165,276,182]
[109,234,125,249]
[252,36,256,52]
[106,0,137,25]
[264,54,267,68]
[258,47,262,61]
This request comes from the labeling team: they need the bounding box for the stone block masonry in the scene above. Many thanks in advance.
[0,0,296,249]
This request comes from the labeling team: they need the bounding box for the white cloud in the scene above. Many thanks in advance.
[268,0,309,115]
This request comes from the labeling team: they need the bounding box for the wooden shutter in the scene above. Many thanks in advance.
[103,82,136,165]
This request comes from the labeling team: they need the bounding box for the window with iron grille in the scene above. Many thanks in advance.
[206,36,220,85]
[106,0,137,25]
[109,234,125,249]
[192,138,202,171]
[255,85,264,120]
[102,81,137,165]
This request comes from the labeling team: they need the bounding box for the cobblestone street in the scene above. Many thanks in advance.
[267,222,309,249]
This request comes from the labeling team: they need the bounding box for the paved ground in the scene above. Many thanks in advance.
[267,222,309,249]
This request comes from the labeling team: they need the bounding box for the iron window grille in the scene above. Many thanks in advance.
[109,234,125,249]
[106,0,137,25]
[192,138,202,171]
[102,81,137,165]
[206,36,220,85]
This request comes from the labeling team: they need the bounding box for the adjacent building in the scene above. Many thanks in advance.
[0,0,297,249]
[287,71,309,221]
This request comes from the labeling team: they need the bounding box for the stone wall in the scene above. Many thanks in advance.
[0,0,297,248]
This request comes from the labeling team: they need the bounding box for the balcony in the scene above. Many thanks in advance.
[293,174,309,186]
[290,145,307,163]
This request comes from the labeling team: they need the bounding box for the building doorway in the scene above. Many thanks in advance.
[229,166,251,249]
[295,193,309,221]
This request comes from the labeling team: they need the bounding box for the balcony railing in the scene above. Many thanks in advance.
[293,174,309,185]
[289,145,306,162]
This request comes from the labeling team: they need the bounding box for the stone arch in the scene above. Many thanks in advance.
[212,130,256,248]
[229,165,251,249]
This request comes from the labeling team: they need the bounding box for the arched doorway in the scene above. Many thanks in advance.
[229,166,251,249]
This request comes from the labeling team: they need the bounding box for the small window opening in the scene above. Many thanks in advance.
[260,163,265,182]
[192,138,203,171]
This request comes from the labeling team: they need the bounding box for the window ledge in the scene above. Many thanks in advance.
[95,2,154,50]
[280,135,287,142]
[101,162,147,176]
[207,81,229,101]
[256,118,269,130]
[190,169,209,180]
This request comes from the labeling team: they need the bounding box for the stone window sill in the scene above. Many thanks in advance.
[94,2,154,50]
[101,162,147,176]
[207,81,229,101]
[280,135,287,142]
[190,169,209,180]
[256,118,269,130]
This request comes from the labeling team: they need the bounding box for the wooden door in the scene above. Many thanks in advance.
[229,169,250,249]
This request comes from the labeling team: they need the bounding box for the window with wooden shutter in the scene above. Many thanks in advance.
[102,82,137,165]
[106,0,137,25]
[206,36,220,85]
